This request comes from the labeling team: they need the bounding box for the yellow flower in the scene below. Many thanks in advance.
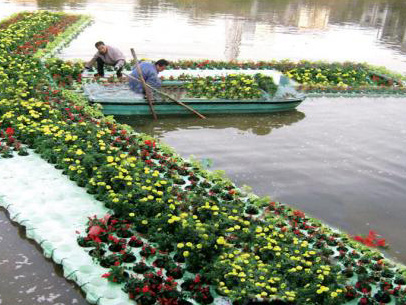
[177,243,184,248]
[183,251,190,257]
[216,237,226,245]
[107,156,114,163]
[129,213,135,217]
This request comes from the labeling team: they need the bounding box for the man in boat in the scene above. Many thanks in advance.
[84,41,126,78]
[128,59,169,94]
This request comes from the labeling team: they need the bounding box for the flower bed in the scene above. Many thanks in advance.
[1,10,406,305]
[58,57,406,97]
[158,60,405,95]
[181,74,277,99]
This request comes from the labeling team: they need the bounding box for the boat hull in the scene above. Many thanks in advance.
[93,98,304,115]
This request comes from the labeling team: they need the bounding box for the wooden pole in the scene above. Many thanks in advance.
[125,72,206,119]
[130,48,157,120]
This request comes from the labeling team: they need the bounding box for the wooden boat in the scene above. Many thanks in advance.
[82,69,306,116]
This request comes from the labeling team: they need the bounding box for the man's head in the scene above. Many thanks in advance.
[155,59,169,72]
[95,41,108,54]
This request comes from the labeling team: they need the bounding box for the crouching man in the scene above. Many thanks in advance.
[85,41,125,78]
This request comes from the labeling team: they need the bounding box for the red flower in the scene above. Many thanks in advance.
[88,225,104,236]
[7,136,15,145]
[101,273,110,278]
[5,127,14,136]
[144,140,156,147]
[376,238,386,247]
[293,209,305,218]
[142,285,150,293]
[352,230,387,248]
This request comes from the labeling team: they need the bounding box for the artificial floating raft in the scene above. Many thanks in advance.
[81,69,306,116]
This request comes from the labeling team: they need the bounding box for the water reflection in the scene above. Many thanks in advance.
[36,0,86,9]
[4,0,406,71]
[7,0,406,44]
[116,110,306,137]
[132,0,406,61]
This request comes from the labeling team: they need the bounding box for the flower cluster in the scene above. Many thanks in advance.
[284,65,369,88]
[45,57,84,88]
[184,74,263,100]
[353,230,387,248]
[0,126,28,158]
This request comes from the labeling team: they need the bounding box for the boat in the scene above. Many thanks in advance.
[82,69,306,116]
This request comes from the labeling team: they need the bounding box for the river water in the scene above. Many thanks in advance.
[1,0,406,304]
[1,0,406,73]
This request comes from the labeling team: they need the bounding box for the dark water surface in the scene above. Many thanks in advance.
[0,208,88,305]
[120,97,406,264]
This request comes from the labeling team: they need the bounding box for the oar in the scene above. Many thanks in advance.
[125,72,206,119]
[130,48,157,120]
[129,48,206,119]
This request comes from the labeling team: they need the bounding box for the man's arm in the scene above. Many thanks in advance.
[114,59,125,70]
[85,52,100,69]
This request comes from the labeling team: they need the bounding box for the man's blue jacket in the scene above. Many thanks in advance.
[129,62,161,93]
